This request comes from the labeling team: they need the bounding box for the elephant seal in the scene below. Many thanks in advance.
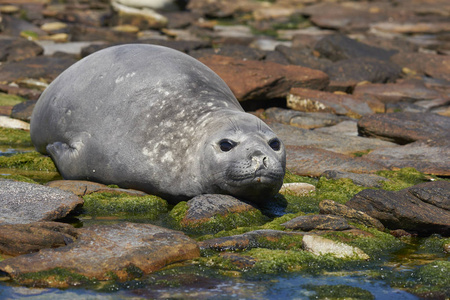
[30,44,286,203]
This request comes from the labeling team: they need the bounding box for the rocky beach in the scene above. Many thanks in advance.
[0,0,449,299]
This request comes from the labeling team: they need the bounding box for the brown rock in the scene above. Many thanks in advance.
[279,182,316,197]
[372,22,450,35]
[353,81,443,104]
[287,88,373,118]
[319,199,385,231]
[198,55,329,101]
[285,145,386,177]
[46,180,148,197]
[346,181,450,235]
[199,229,304,251]
[365,139,450,176]
[391,52,450,81]
[43,5,109,27]
[219,252,256,269]
[0,221,78,256]
[0,84,41,101]
[70,24,137,43]
[0,36,43,62]
[11,100,36,122]
[357,112,450,144]
[282,214,351,231]
[269,122,397,155]
[321,170,388,188]
[265,107,348,129]
[0,223,200,283]
[0,56,77,84]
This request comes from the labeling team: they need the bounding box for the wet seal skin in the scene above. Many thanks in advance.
[30,44,286,204]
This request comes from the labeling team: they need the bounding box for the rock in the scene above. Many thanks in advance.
[285,145,386,177]
[0,56,77,84]
[287,88,373,118]
[353,81,443,104]
[391,52,450,81]
[219,252,257,269]
[0,179,83,225]
[1,15,47,37]
[314,120,358,136]
[321,170,388,188]
[113,0,184,11]
[70,24,137,43]
[35,40,98,56]
[42,5,109,27]
[314,34,397,62]
[190,45,265,61]
[0,116,30,130]
[40,21,68,33]
[365,139,450,176]
[274,45,332,70]
[324,58,402,86]
[187,0,261,18]
[46,180,149,197]
[279,182,315,197]
[302,235,369,260]
[0,223,200,282]
[0,221,78,256]
[282,215,351,231]
[357,112,450,144]
[371,22,450,35]
[0,36,43,62]
[199,229,304,251]
[111,1,168,30]
[319,199,385,231]
[346,181,450,235]
[0,84,41,101]
[180,194,260,227]
[10,100,36,122]
[198,55,329,101]
[269,122,397,155]
[265,107,348,130]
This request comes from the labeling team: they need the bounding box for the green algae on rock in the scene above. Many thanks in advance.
[0,93,27,107]
[14,267,93,288]
[0,174,38,184]
[0,127,32,146]
[82,192,168,219]
[0,152,56,171]
[376,167,437,191]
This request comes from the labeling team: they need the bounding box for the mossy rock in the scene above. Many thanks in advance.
[0,152,57,171]
[0,93,27,106]
[169,201,269,235]
[377,168,437,191]
[14,267,94,288]
[0,127,32,146]
[0,174,39,184]
[283,169,317,186]
[82,192,168,220]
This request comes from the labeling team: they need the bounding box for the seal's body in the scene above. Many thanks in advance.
[31,44,286,203]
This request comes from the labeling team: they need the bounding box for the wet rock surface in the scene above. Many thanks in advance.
[0,223,200,281]
[346,181,450,235]
[282,214,351,231]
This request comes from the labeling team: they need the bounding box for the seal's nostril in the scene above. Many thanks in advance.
[263,157,268,168]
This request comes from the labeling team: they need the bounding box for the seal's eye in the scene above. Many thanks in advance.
[219,139,236,152]
[269,138,281,151]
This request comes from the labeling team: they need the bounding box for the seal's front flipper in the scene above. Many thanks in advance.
[46,140,86,179]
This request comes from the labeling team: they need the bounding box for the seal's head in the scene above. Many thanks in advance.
[200,111,286,203]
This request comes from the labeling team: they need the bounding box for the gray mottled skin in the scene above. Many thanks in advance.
[30,44,286,203]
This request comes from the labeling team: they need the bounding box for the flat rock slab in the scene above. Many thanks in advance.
[269,122,397,155]
[0,222,200,281]
[282,214,351,231]
[391,52,450,81]
[314,120,358,136]
[183,194,258,225]
[0,36,43,62]
[286,145,387,177]
[319,199,385,231]
[287,88,373,118]
[279,182,316,197]
[302,235,369,260]
[346,181,450,235]
[0,56,77,83]
[321,170,388,188]
[353,81,443,103]
[0,221,78,256]
[365,139,450,176]
[265,107,348,129]
[198,55,329,101]
[358,112,450,144]
[0,180,83,225]
[46,180,148,197]
[199,229,304,251]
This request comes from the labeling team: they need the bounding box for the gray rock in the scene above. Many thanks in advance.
[319,199,385,231]
[265,107,348,129]
[0,36,43,62]
[282,214,351,231]
[46,180,148,197]
[321,170,388,188]
[0,180,83,225]
[0,223,200,281]
[346,181,450,235]
[314,120,358,136]
[302,235,369,260]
